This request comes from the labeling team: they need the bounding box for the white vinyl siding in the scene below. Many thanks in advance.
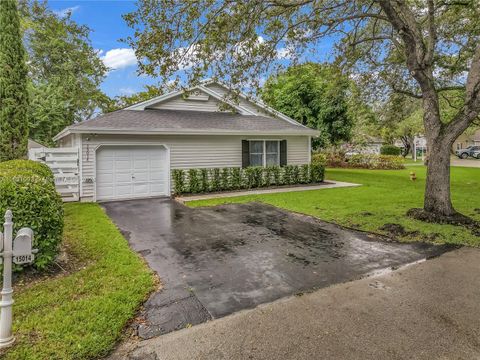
[204,83,271,116]
[78,134,309,201]
[148,93,233,112]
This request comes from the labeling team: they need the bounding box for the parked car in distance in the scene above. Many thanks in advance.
[472,150,480,159]
[455,145,480,159]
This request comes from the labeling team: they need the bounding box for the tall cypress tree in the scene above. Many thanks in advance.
[0,0,29,161]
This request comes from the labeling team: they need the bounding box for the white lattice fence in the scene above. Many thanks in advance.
[28,147,80,202]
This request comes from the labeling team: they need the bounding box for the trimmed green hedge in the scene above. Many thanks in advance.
[172,164,325,195]
[380,145,402,156]
[0,160,63,270]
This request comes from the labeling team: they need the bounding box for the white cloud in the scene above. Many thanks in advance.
[54,5,80,17]
[101,48,137,70]
[276,47,293,60]
[175,46,202,70]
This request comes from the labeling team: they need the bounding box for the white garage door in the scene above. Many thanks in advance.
[96,146,169,201]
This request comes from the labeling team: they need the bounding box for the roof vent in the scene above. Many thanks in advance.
[186,90,209,101]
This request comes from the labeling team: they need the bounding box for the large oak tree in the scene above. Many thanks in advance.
[124,0,480,220]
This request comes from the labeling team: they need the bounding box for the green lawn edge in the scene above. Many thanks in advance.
[3,203,155,360]
[187,165,480,247]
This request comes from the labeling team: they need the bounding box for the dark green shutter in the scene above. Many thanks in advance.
[242,140,250,168]
[280,140,287,166]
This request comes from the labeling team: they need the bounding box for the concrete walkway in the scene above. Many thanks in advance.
[176,181,360,202]
[111,247,480,360]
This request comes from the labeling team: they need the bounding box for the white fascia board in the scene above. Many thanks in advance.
[124,89,184,110]
[205,80,311,129]
[197,85,256,116]
[53,127,70,142]
[54,127,319,139]
[125,82,253,115]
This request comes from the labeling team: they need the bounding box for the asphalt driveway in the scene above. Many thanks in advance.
[102,198,451,339]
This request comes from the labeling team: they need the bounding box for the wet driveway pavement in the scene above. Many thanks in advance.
[102,198,452,339]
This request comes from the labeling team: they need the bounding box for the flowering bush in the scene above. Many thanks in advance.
[315,150,405,170]
[347,154,405,169]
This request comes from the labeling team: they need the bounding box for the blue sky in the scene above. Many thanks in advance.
[47,0,336,98]
[48,0,156,98]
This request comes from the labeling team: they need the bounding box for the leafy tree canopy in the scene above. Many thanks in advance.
[106,85,164,113]
[20,0,109,145]
[261,63,353,149]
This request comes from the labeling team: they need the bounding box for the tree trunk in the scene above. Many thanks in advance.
[400,135,411,157]
[423,137,455,216]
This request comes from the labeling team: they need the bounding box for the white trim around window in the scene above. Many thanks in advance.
[248,140,280,167]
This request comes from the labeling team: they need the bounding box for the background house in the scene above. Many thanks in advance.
[453,129,480,150]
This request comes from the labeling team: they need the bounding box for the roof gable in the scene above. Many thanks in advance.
[148,90,231,113]
[124,81,300,125]
[125,82,256,115]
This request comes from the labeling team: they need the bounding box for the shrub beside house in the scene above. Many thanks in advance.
[0,159,63,270]
[172,163,325,195]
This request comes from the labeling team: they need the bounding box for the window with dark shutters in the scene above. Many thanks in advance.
[242,140,250,168]
[280,140,287,166]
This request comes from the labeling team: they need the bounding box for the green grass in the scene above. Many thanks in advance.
[3,203,154,360]
[188,165,480,246]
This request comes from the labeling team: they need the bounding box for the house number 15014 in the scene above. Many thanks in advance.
[13,254,33,265]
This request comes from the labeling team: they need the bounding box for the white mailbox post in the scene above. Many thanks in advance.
[0,210,36,348]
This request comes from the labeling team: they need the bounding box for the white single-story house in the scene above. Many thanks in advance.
[53,80,319,202]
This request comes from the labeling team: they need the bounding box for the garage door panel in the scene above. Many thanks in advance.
[97,159,114,171]
[97,172,114,183]
[134,159,148,169]
[115,159,132,170]
[150,183,166,192]
[133,184,149,195]
[96,185,114,197]
[116,172,135,183]
[150,158,163,168]
[134,171,149,182]
[96,146,169,201]
[150,170,165,181]
[116,183,134,196]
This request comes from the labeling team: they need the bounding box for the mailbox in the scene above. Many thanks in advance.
[13,228,35,265]
[0,210,37,349]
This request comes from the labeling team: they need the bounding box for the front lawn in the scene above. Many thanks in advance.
[188,165,480,246]
[2,203,154,360]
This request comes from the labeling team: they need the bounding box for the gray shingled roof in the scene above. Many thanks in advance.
[65,109,317,135]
